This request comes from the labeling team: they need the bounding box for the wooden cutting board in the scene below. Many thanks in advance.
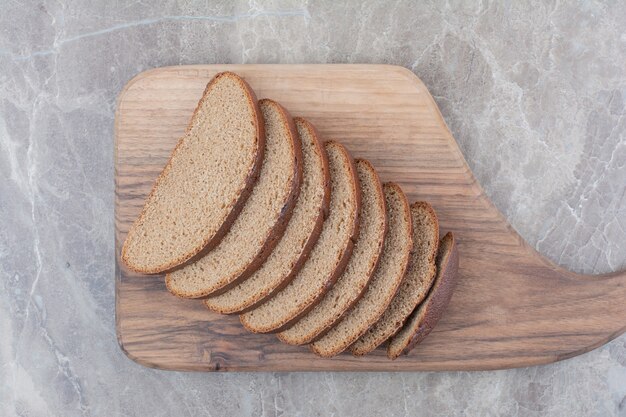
[115,64,626,371]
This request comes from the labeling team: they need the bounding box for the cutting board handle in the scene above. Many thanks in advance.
[415,61,626,365]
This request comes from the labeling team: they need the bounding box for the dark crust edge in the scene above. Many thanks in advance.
[240,140,362,334]
[288,158,387,345]
[121,71,265,274]
[388,232,459,359]
[349,200,440,356]
[165,98,303,298]
[204,117,332,314]
[309,182,413,358]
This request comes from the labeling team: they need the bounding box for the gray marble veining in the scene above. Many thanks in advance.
[0,1,625,416]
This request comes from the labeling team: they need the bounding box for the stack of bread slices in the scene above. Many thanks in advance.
[121,72,459,359]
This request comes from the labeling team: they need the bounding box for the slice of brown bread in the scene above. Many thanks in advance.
[310,183,413,358]
[350,201,439,356]
[240,141,361,333]
[388,232,459,359]
[165,99,302,298]
[277,159,386,345]
[121,72,264,274]
[204,118,330,314]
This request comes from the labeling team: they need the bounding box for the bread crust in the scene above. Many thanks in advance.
[165,99,303,298]
[280,159,387,345]
[309,182,413,357]
[388,232,459,359]
[204,117,331,314]
[121,72,265,274]
[350,200,439,356]
[239,141,362,334]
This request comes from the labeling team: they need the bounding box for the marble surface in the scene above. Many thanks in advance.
[1,1,625,416]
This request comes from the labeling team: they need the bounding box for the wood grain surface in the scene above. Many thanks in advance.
[115,64,626,371]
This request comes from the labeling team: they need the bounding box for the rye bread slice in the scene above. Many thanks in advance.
[309,183,413,358]
[240,141,361,333]
[350,202,439,356]
[166,99,302,298]
[388,232,459,359]
[278,159,386,345]
[121,72,264,274]
[204,118,330,314]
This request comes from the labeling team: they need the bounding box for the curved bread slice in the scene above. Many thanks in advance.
[351,202,439,356]
[388,232,459,359]
[278,159,386,345]
[166,99,302,298]
[204,118,330,314]
[121,72,264,273]
[310,183,412,357]
[240,141,360,333]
